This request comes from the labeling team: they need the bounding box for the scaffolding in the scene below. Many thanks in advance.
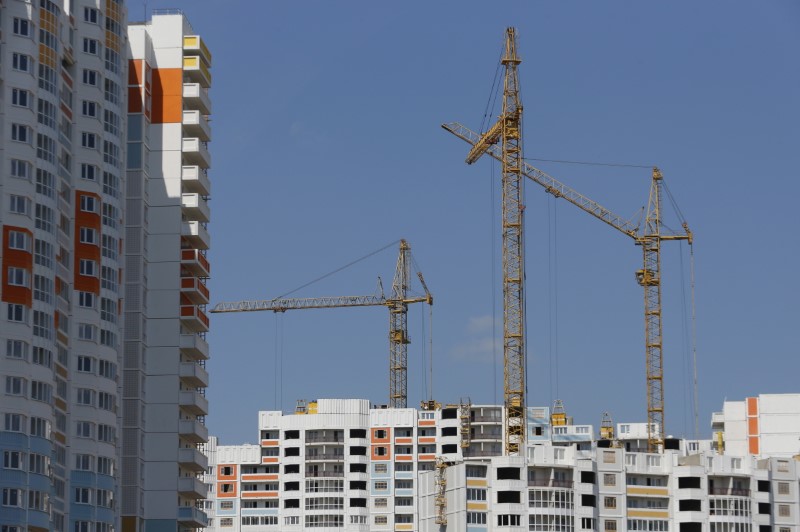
[434,458,448,525]
[459,398,472,449]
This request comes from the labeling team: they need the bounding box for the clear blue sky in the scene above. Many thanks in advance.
[145,1,799,444]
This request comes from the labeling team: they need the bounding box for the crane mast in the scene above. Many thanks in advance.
[211,240,432,409]
[464,28,526,456]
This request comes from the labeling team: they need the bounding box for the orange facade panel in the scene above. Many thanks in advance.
[371,445,391,461]
[241,474,278,482]
[2,226,33,306]
[749,436,760,455]
[747,397,759,417]
[151,68,182,123]
[216,481,237,498]
[217,464,238,480]
[418,420,436,427]
[241,491,278,499]
[748,417,759,436]
[129,59,143,86]
[371,427,391,444]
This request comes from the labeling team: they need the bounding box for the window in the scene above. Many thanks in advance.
[97,424,115,443]
[466,465,487,478]
[581,518,596,530]
[9,195,30,216]
[81,132,98,149]
[374,481,388,491]
[779,504,791,517]
[603,450,617,463]
[79,227,97,244]
[33,275,53,304]
[75,454,93,471]
[777,460,789,472]
[96,489,113,508]
[467,488,487,501]
[82,69,99,86]
[467,512,487,525]
[605,520,617,531]
[81,100,98,118]
[13,18,31,36]
[375,429,387,439]
[76,421,94,438]
[84,7,99,23]
[11,123,31,143]
[7,267,28,287]
[6,376,27,396]
[97,456,114,475]
[7,304,27,323]
[36,171,55,198]
[81,164,99,181]
[10,159,32,179]
[78,292,96,309]
[74,488,91,504]
[2,488,23,507]
[497,515,521,527]
[8,232,30,252]
[98,392,115,411]
[104,109,120,136]
[6,340,28,360]
[4,414,25,432]
[28,453,48,474]
[30,381,51,403]
[12,53,32,73]
[374,463,388,474]
[83,38,99,55]
[37,99,56,130]
[12,89,31,108]
[374,516,388,525]
[80,195,98,213]
[99,360,117,380]
[32,311,52,339]
[104,78,120,105]
[36,133,56,163]
[375,446,387,456]
[778,482,790,495]
[604,496,617,509]
[79,260,97,277]
[76,388,95,406]
[4,451,24,470]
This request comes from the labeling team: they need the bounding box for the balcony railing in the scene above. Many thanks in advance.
[178,447,208,472]
[179,420,209,443]
[180,334,209,360]
[182,110,211,141]
[305,453,345,461]
[181,249,211,277]
[177,476,207,499]
[177,506,208,527]
[183,56,211,87]
[180,391,209,416]
[179,361,209,388]
[182,137,211,168]
[181,192,211,223]
[183,84,212,115]
[528,479,573,489]
[180,305,209,333]
[304,471,344,478]
[305,435,344,443]
[181,276,210,305]
[709,487,750,497]
[181,221,210,250]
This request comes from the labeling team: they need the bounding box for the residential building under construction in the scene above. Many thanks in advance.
[200,393,800,532]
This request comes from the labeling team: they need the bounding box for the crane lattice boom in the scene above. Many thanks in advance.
[210,240,432,409]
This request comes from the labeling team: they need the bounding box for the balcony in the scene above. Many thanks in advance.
[528,479,574,489]
[182,137,211,168]
[177,505,208,528]
[183,56,211,87]
[182,165,211,196]
[180,361,209,388]
[182,110,211,141]
[182,221,210,250]
[183,83,212,115]
[305,453,345,462]
[179,419,209,443]
[180,305,209,333]
[305,434,344,444]
[183,36,212,66]
[181,193,211,223]
[181,249,211,277]
[181,276,210,305]
[180,334,209,360]
[178,447,209,472]
[180,391,209,416]
[177,476,207,499]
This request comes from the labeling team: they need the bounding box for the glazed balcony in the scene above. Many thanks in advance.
[182,110,211,141]
[183,56,211,87]
[183,83,212,115]
[182,165,211,196]
[180,305,209,333]
[180,334,209,361]
[177,476,207,499]
[181,221,210,250]
[183,36,212,67]
[181,249,211,277]
[178,447,209,472]
[177,506,208,528]
[181,193,211,223]
[181,276,210,305]
[180,391,209,416]
[179,419,209,443]
[180,361,209,388]
[182,138,211,168]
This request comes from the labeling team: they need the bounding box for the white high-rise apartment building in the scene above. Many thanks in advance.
[124,10,212,532]
[0,4,211,532]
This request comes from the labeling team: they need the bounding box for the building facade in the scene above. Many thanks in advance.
[1,1,127,531]
[1,4,210,532]
[203,398,800,532]
[124,10,212,532]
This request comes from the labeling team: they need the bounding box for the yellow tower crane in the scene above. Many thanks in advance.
[457,28,526,456]
[444,125,691,454]
[210,240,432,409]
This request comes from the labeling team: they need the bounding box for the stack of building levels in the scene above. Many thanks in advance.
[200,394,800,532]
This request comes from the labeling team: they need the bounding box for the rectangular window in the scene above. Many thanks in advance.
[104,78,120,105]
[8,232,30,251]
[12,53,32,73]
[29,418,49,439]
[604,496,617,509]
[82,38,99,55]
[604,520,617,531]
[35,133,56,164]
[78,292,96,309]
[6,339,29,360]
[74,487,91,504]
[83,7,99,23]
[76,421,94,438]
[97,457,114,475]
[10,159,32,179]
[32,310,52,339]
[36,171,55,198]
[37,99,56,129]
[81,164,99,181]
[6,376,27,396]
[82,69,99,86]
[9,195,30,216]
[7,304,28,323]
[2,488,23,508]
[75,454,92,471]
[76,388,95,406]
[78,323,97,341]
[79,259,97,277]
[12,89,31,108]
[99,360,116,380]
[13,18,31,37]
[32,347,52,368]
[79,227,97,244]
[98,392,115,412]
[11,123,31,143]
[97,424,115,443]
[81,132,98,149]
[3,451,24,470]
[8,267,28,287]
[81,100,98,118]
[104,109,120,137]
[33,275,53,304]
[77,356,94,373]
